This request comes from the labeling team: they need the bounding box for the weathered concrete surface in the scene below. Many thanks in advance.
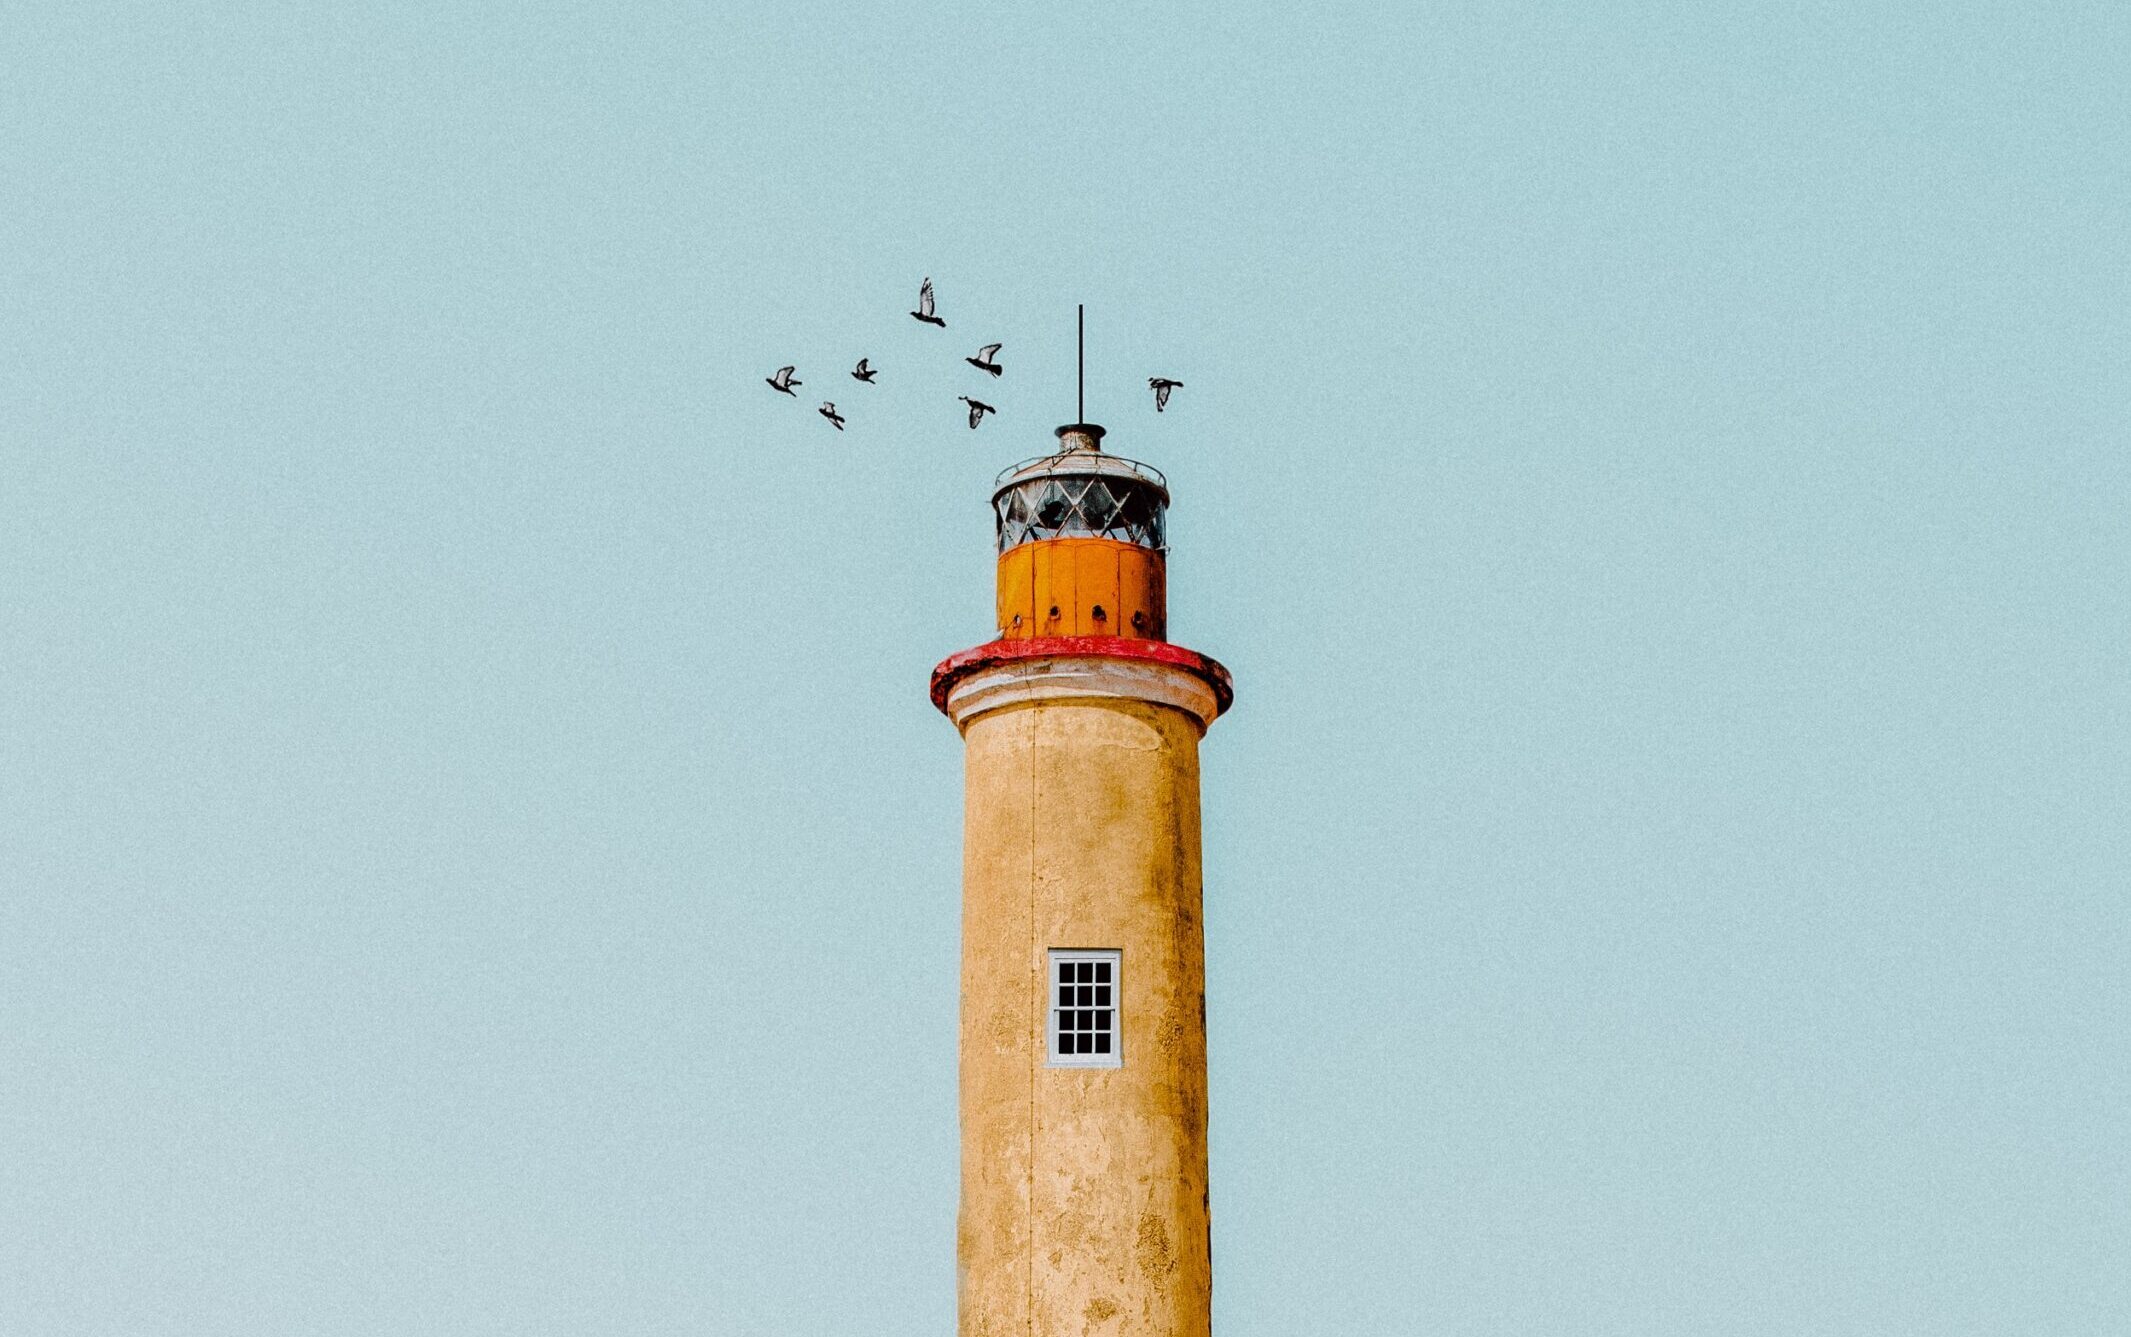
[957,692,1210,1337]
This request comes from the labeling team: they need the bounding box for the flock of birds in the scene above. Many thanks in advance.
[764,278,1183,433]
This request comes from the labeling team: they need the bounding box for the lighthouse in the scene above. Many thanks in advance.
[932,423,1233,1336]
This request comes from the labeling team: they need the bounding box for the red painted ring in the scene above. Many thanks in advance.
[930,637,1234,719]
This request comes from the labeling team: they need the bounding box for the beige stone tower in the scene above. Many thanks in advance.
[932,424,1232,1336]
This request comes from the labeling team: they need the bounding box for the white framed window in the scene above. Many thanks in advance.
[1047,949,1121,1068]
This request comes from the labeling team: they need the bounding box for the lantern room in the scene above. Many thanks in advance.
[992,424,1170,641]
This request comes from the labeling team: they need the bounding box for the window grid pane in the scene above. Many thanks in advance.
[1048,950,1121,1068]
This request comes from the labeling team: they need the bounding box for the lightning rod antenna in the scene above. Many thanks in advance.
[1077,303,1085,426]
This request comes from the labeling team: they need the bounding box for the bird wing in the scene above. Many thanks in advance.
[772,366,794,387]
[918,279,934,316]
[854,358,868,374]
[1154,383,1172,410]
[976,343,1001,363]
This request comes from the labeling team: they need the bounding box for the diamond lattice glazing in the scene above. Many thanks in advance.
[995,476,1167,552]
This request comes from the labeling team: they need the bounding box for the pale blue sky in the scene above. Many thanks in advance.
[3,2,2126,1333]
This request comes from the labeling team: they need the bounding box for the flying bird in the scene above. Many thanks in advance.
[851,357,877,383]
[910,278,945,327]
[818,402,846,431]
[965,343,1003,377]
[765,366,801,396]
[958,396,996,429]
[1148,377,1182,411]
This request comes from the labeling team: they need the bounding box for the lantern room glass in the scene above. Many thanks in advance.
[993,475,1168,553]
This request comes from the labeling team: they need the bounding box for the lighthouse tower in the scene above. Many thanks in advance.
[932,423,1232,1336]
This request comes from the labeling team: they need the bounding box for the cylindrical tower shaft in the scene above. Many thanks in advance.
[947,666,1216,1335]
